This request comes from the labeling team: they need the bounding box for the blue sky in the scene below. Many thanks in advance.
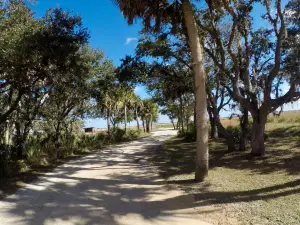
[30,0,298,127]
[31,0,170,128]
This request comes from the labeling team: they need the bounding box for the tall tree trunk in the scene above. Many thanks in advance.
[141,116,145,132]
[135,108,140,131]
[208,107,218,139]
[146,119,150,133]
[124,101,127,133]
[239,108,249,151]
[150,114,153,132]
[182,0,209,182]
[186,118,189,131]
[171,119,176,130]
[107,108,111,136]
[179,95,185,134]
[251,114,267,156]
[15,121,23,159]
[54,122,61,159]
[0,122,10,177]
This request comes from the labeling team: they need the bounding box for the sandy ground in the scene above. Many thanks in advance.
[0,129,211,225]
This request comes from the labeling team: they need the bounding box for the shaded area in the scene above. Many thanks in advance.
[0,133,152,200]
[0,152,92,200]
[0,130,211,225]
[150,127,300,224]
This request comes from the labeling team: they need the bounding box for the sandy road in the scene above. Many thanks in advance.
[0,129,211,225]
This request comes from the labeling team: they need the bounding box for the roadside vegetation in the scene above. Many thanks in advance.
[0,1,158,197]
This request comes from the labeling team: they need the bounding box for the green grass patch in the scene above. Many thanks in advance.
[151,124,300,225]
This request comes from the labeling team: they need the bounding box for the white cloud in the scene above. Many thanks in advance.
[125,37,137,45]
[134,86,141,94]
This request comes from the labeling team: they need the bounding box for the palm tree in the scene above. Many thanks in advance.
[112,0,208,181]
[132,95,143,131]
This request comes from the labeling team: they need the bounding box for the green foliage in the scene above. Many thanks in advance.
[226,126,241,143]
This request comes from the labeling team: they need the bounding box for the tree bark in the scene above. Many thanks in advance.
[135,108,140,131]
[141,117,145,132]
[250,115,267,156]
[124,101,127,133]
[183,0,209,182]
[171,119,176,130]
[179,95,184,134]
[54,122,61,159]
[107,109,111,136]
[239,108,249,151]
[146,119,150,133]
[150,114,153,132]
[208,108,218,139]
[15,121,23,159]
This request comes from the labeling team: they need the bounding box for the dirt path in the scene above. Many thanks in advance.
[0,129,211,225]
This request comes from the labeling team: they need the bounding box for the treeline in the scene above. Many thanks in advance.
[115,0,300,180]
[0,1,159,177]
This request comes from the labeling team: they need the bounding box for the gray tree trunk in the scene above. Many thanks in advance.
[135,108,140,131]
[124,101,127,133]
[107,109,111,136]
[179,96,184,134]
[251,115,267,156]
[182,0,209,182]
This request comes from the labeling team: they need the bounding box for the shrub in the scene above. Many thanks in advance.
[125,129,141,140]
[226,125,241,143]
[177,125,196,141]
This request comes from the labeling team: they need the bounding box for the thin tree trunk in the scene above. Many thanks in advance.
[182,0,209,182]
[150,114,153,132]
[171,119,176,130]
[146,119,150,133]
[15,121,23,159]
[186,118,189,131]
[54,122,61,159]
[179,95,185,134]
[208,107,218,139]
[107,109,111,136]
[124,101,127,133]
[135,108,140,131]
[142,117,145,132]
[251,115,267,156]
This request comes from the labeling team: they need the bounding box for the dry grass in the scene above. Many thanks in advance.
[151,123,300,225]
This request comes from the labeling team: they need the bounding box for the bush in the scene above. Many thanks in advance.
[226,125,241,143]
[125,129,141,140]
[177,125,196,142]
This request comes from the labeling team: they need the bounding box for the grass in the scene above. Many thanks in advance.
[151,123,300,225]
[154,123,175,129]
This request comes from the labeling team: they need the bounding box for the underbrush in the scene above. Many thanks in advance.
[0,128,149,198]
